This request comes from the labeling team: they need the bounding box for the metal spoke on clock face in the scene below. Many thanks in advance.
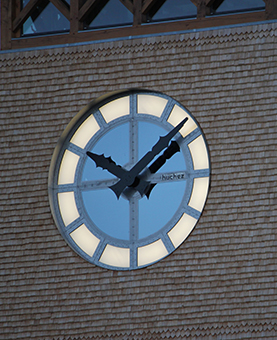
[79,178,118,191]
[128,110,139,245]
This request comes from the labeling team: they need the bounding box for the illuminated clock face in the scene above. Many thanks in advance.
[48,89,210,270]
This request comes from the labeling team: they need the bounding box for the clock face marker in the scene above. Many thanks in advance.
[99,95,130,123]
[58,191,80,227]
[49,90,210,270]
[167,104,197,137]
[188,135,209,170]
[168,213,198,248]
[99,244,130,268]
[188,177,210,212]
[58,150,80,185]
[70,224,100,257]
[70,115,100,149]
[137,94,167,117]
[137,239,168,267]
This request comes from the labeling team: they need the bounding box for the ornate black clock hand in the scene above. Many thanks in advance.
[86,151,150,194]
[143,140,181,198]
[86,152,127,178]
[110,117,188,198]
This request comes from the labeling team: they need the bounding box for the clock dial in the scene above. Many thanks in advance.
[48,89,210,270]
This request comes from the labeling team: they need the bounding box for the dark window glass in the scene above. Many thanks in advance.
[22,0,70,36]
[150,0,197,22]
[86,0,133,30]
[211,0,265,15]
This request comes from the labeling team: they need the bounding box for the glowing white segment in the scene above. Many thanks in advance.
[99,244,130,268]
[70,224,100,257]
[58,191,80,226]
[188,135,209,170]
[168,105,197,137]
[137,239,168,267]
[58,150,79,185]
[188,177,209,212]
[70,115,100,149]
[138,94,167,117]
[168,213,197,248]
[99,96,129,123]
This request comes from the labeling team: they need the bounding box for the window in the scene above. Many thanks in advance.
[210,0,265,15]
[149,0,197,23]
[85,0,133,30]
[1,0,275,50]
[22,0,70,36]
[17,0,269,38]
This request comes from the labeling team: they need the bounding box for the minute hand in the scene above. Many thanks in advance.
[110,117,188,198]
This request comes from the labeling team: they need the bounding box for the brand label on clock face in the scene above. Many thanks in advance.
[161,172,186,181]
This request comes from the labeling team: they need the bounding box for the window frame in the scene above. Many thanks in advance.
[1,0,276,51]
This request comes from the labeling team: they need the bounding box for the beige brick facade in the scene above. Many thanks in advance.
[0,21,277,339]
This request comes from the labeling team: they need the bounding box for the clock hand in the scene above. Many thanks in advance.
[110,117,188,198]
[86,151,127,178]
[122,141,181,200]
[86,151,150,194]
[143,140,180,198]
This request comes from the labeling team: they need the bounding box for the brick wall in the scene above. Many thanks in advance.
[0,21,276,339]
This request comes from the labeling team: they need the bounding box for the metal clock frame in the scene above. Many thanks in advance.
[48,89,210,270]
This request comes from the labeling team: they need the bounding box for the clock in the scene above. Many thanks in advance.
[48,89,210,270]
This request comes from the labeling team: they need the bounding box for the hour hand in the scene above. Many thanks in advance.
[86,152,127,179]
[86,152,150,198]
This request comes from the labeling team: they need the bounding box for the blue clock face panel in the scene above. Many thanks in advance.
[48,89,210,270]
